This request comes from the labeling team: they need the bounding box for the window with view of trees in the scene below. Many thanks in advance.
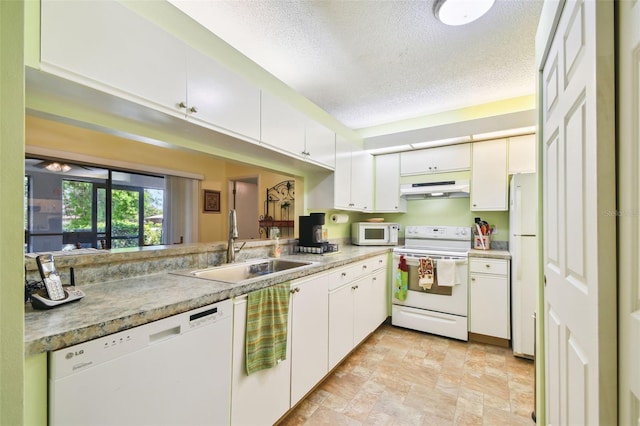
[25,158,166,252]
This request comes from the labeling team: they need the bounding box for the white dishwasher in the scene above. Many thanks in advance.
[49,299,232,426]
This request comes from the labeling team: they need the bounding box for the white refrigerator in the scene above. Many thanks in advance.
[509,173,539,358]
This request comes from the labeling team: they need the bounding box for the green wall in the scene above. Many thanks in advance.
[0,1,26,424]
[24,354,47,426]
[318,198,509,246]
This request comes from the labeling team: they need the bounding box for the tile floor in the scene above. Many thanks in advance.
[279,323,535,426]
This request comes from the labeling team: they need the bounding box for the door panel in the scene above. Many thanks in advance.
[546,309,561,426]
[539,0,616,424]
[617,1,640,424]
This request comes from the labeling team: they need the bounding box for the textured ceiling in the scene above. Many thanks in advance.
[169,0,543,131]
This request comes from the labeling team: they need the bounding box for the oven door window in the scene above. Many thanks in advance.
[405,262,453,296]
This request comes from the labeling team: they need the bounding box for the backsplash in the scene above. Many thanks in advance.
[24,240,297,287]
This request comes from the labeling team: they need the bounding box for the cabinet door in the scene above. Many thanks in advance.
[290,275,329,406]
[305,119,335,168]
[375,153,406,212]
[369,268,389,330]
[469,274,510,339]
[333,138,353,209]
[508,134,537,174]
[350,147,374,211]
[41,0,186,114]
[231,296,291,426]
[471,139,508,211]
[434,143,471,172]
[353,276,371,346]
[400,149,434,175]
[328,283,355,370]
[186,48,261,140]
[400,143,470,175]
[261,91,306,155]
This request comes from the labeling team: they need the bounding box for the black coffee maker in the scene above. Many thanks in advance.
[298,213,327,249]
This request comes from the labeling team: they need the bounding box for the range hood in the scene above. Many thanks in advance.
[400,180,470,199]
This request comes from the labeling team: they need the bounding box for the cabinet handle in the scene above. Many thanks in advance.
[351,285,359,290]
[341,272,347,277]
[290,287,300,294]
[471,277,476,281]
[178,101,187,109]
[189,106,198,114]
[485,264,491,268]
[362,265,367,270]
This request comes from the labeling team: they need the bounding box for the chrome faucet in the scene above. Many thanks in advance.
[227,209,245,263]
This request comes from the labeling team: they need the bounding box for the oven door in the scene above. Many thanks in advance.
[392,254,468,316]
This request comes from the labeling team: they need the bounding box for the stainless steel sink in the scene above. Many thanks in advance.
[172,258,316,284]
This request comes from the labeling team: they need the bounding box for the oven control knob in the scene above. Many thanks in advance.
[457,227,468,236]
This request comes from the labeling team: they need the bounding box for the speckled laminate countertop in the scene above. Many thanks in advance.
[468,249,512,259]
[24,246,391,356]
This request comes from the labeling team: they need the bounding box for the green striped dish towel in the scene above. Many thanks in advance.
[245,282,291,375]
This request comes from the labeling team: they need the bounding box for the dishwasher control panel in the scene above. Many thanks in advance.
[49,299,231,380]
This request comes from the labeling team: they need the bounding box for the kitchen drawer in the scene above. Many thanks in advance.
[328,256,388,290]
[469,258,508,276]
[369,254,389,272]
[366,255,388,272]
[328,263,363,290]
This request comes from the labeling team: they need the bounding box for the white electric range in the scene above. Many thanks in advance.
[392,225,472,340]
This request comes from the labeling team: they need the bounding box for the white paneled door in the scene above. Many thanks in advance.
[618,2,640,425]
[539,1,616,425]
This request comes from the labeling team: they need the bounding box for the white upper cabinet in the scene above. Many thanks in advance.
[374,153,406,213]
[471,139,508,211]
[350,147,374,211]
[185,48,260,140]
[400,143,471,175]
[41,0,260,142]
[508,134,537,174]
[310,136,373,211]
[261,91,335,169]
[304,118,336,168]
[260,91,306,154]
[41,0,187,111]
[333,138,354,209]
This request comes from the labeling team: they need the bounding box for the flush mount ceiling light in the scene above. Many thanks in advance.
[434,0,496,26]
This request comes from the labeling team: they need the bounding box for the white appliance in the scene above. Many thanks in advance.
[509,173,539,358]
[400,180,470,199]
[49,299,232,426]
[392,226,471,340]
[351,222,400,246]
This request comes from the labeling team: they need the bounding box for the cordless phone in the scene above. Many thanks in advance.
[36,254,65,300]
[31,255,84,310]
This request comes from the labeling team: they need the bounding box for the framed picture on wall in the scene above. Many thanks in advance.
[203,190,221,213]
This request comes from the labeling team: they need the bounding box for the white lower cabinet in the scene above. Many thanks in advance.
[230,273,328,425]
[469,258,510,339]
[328,279,355,369]
[231,257,386,423]
[289,274,329,406]
[328,255,388,370]
[231,295,291,426]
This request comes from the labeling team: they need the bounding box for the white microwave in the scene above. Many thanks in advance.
[351,222,400,246]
